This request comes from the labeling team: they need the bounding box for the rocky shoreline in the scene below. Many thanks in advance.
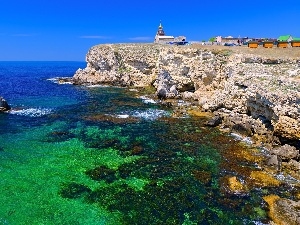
[72,43,300,224]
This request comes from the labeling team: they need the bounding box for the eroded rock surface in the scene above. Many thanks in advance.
[264,195,300,225]
[74,43,300,225]
[73,44,300,147]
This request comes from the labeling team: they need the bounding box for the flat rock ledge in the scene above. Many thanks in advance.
[0,97,11,112]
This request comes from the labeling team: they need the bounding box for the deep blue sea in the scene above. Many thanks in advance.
[0,61,271,224]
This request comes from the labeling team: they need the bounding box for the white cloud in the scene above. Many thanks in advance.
[79,35,111,39]
[128,36,152,41]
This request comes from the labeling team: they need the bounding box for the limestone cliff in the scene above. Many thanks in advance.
[73,44,300,144]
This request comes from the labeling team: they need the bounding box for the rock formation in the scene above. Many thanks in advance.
[73,42,300,225]
[263,195,300,225]
[73,44,300,149]
[0,97,11,112]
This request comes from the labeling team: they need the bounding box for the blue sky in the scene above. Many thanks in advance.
[1,0,299,61]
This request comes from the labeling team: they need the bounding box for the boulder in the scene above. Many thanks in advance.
[157,88,167,100]
[205,115,222,127]
[231,122,253,137]
[285,159,300,172]
[181,91,194,100]
[154,70,178,99]
[266,154,282,171]
[0,97,11,112]
[263,195,300,225]
[224,176,248,195]
[271,144,299,161]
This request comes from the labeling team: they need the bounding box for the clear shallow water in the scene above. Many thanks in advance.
[0,62,271,224]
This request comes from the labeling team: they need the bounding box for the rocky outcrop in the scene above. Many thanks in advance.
[271,144,299,161]
[263,195,300,225]
[73,44,300,146]
[73,43,300,225]
[0,97,10,112]
[73,44,159,86]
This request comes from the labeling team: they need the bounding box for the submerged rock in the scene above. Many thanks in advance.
[59,182,91,199]
[58,77,73,84]
[205,115,222,127]
[263,195,300,225]
[85,165,117,183]
[266,154,282,171]
[0,97,11,112]
[247,171,281,187]
[222,176,249,195]
[285,159,300,171]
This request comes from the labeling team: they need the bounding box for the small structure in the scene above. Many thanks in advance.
[278,35,292,42]
[277,41,289,48]
[291,38,300,47]
[216,36,250,45]
[277,35,292,48]
[248,41,259,48]
[263,41,274,48]
[154,22,186,44]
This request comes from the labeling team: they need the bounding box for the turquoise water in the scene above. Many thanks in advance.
[0,62,270,224]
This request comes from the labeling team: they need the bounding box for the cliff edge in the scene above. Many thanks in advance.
[73,44,300,147]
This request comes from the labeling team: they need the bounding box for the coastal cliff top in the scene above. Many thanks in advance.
[191,43,300,59]
[95,43,300,60]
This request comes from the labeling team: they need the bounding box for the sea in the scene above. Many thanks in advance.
[0,61,272,224]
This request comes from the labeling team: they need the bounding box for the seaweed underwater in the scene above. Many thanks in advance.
[56,115,274,225]
[0,81,292,224]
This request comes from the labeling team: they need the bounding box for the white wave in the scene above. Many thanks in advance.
[230,133,253,144]
[47,77,72,84]
[47,78,58,82]
[128,89,139,92]
[116,114,130,118]
[177,100,191,106]
[275,173,300,183]
[86,84,109,88]
[251,221,269,225]
[140,96,157,104]
[85,85,125,88]
[132,109,169,120]
[9,108,52,117]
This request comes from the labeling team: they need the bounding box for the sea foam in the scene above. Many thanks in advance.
[9,108,52,117]
[116,114,130,119]
[139,96,157,104]
[47,77,73,84]
[131,109,169,120]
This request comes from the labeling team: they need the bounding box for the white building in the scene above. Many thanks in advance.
[154,22,175,44]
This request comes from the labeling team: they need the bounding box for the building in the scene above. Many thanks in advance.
[277,35,293,42]
[216,36,250,45]
[154,22,186,44]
